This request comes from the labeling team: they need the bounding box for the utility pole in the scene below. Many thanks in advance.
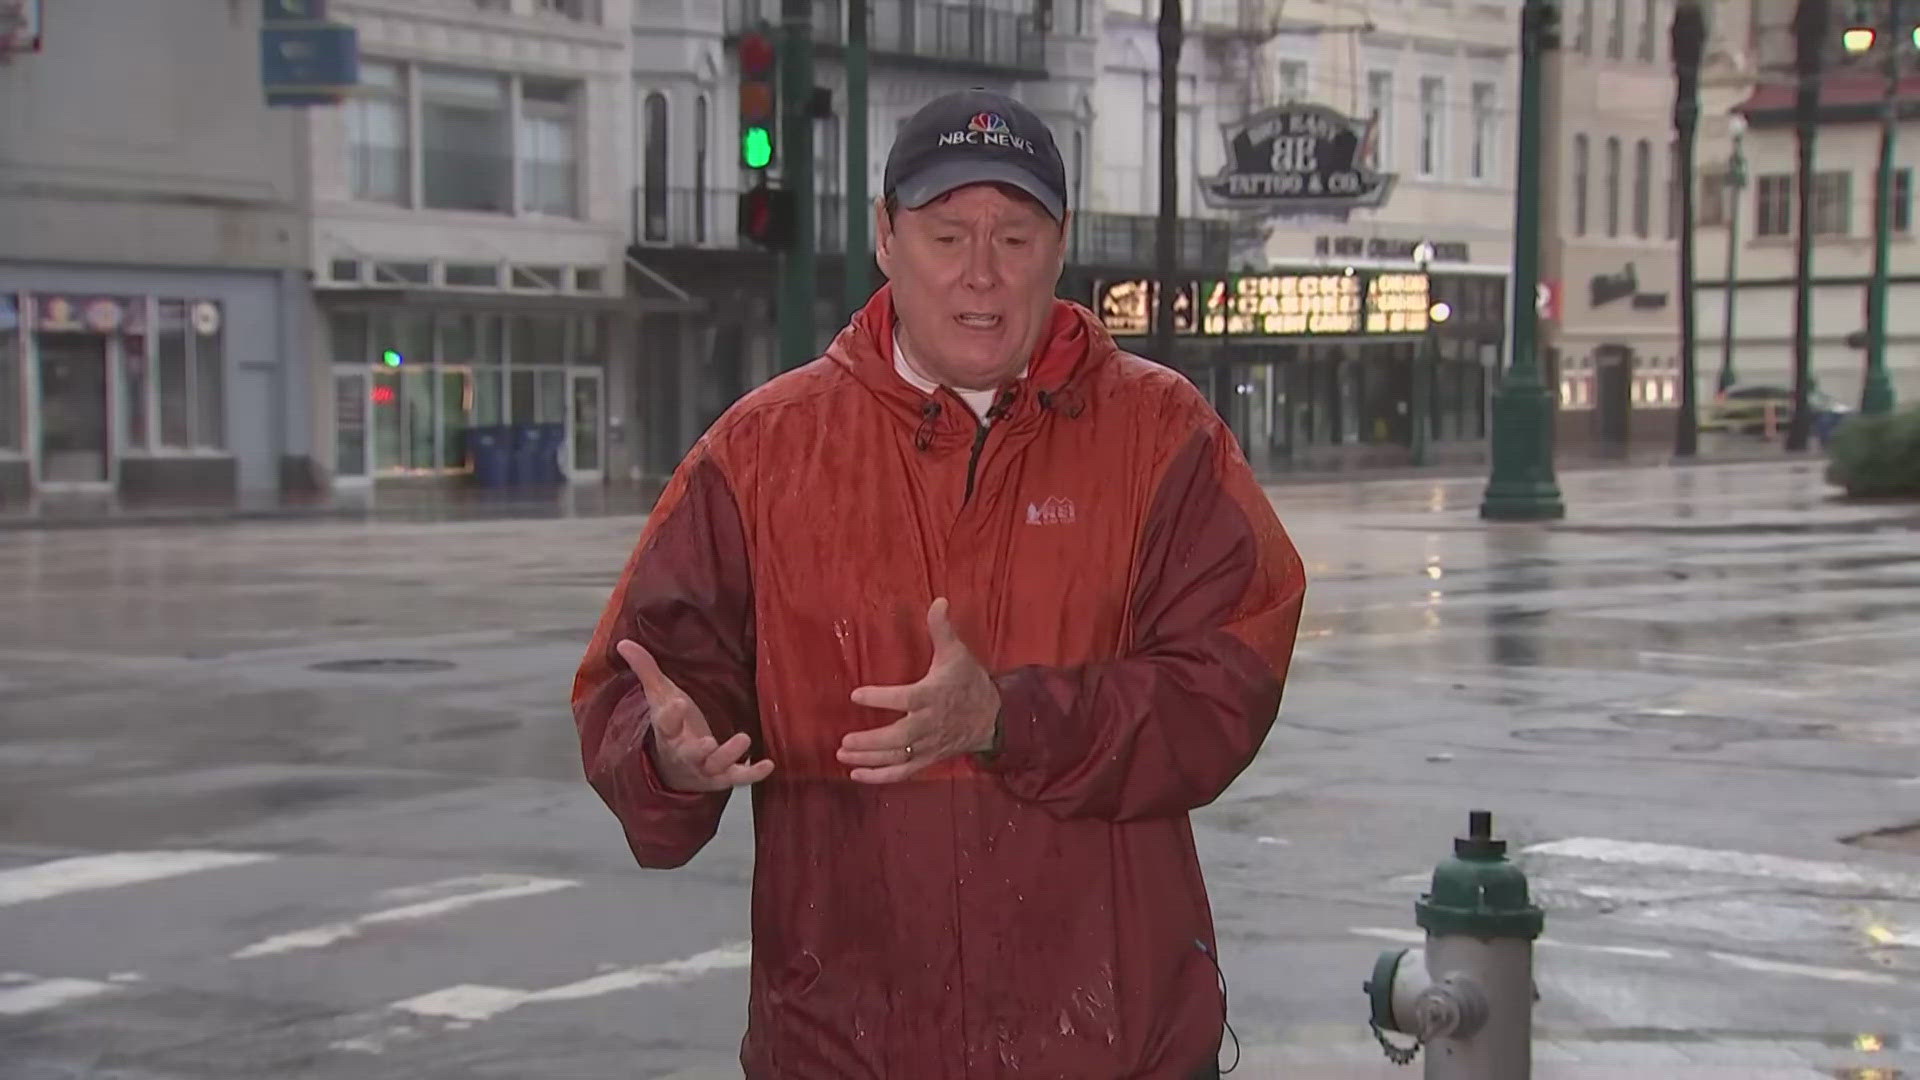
[1153,0,1183,367]
[1864,0,1902,416]
[1787,0,1826,451]
[1480,0,1566,521]
[844,0,872,314]
[1718,114,1747,393]
[778,0,817,370]
[1672,0,1704,458]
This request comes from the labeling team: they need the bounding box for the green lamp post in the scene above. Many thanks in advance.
[1481,0,1567,521]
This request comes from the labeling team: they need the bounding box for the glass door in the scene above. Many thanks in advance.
[334,370,371,481]
[36,333,112,487]
[568,368,603,480]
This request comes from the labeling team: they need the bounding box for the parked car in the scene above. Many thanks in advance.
[1701,384,1851,443]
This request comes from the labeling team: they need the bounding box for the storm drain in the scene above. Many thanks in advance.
[308,658,457,675]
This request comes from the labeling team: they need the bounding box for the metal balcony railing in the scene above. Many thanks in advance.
[726,0,1046,74]
[631,188,1234,272]
[1068,212,1235,270]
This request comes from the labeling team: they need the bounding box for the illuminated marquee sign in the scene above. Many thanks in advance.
[1094,272,1431,339]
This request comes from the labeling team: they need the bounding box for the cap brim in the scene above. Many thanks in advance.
[894,160,1064,220]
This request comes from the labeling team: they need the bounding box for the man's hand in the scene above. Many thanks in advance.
[616,640,774,793]
[839,598,1000,784]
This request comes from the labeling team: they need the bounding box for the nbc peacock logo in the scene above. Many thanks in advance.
[941,111,1035,153]
[968,113,1008,134]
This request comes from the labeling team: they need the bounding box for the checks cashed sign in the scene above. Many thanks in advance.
[1200,104,1396,218]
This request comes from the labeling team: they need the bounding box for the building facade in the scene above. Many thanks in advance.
[1539,0,1687,452]
[1074,0,1519,473]
[0,0,310,503]
[1691,0,1920,414]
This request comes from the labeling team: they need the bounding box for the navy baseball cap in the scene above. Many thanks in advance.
[883,89,1069,220]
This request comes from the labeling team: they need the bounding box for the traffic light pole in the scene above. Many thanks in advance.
[1864,0,1902,417]
[1787,0,1825,452]
[1152,0,1182,367]
[844,0,871,313]
[779,0,817,370]
[1480,0,1566,521]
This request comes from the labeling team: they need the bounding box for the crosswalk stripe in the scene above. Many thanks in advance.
[1522,837,1920,900]
[0,850,275,907]
[391,940,752,1023]
[233,874,578,959]
[0,977,117,1016]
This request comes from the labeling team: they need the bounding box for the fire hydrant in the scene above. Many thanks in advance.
[1364,810,1544,1078]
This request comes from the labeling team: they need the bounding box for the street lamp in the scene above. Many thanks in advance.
[1480,0,1566,521]
[1412,241,1438,467]
[1673,0,1705,459]
[1718,112,1748,393]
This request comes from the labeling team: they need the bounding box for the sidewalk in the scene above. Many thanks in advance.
[0,440,1829,532]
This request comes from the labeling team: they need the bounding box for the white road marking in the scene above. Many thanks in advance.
[0,850,274,907]
[1745,622,1920,651]
[1351,928,1671,959]
[391,940,752,1023]
[1522,837,1920,900]
[0,977,118,1016]
[233,874,578,958]
[1707,952,1899,986]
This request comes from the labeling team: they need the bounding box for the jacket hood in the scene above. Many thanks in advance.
[824,284,1118,447]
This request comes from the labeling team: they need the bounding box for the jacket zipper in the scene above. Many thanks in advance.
[962,421,990,504]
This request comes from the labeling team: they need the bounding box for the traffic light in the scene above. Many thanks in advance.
[738,182,795,248]
[1527,0,1561,51]
[739,29,777,170]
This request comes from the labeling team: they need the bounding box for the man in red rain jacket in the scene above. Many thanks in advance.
[573,88,1306,1079]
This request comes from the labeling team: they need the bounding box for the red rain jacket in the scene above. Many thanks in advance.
[574,287,1306,1078]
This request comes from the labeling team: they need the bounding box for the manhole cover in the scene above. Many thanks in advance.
[309,658,456,675]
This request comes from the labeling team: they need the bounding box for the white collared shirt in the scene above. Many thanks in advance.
[894,329,1022,423]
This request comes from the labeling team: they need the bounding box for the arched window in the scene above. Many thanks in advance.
[642,91,669,242]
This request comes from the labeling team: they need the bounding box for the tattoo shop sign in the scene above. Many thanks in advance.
[1200,103,1396,218]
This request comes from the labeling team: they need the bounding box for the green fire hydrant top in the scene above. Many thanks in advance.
[1415,810,1545,940]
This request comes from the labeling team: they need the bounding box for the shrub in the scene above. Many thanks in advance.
[1824,405,1920,498]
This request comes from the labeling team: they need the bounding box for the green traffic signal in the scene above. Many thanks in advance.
[743,125,773,169]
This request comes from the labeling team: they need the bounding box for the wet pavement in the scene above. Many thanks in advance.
[0,459,1916,1079]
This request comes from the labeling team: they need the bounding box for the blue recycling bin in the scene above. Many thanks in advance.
[466,426,510,489]
[508,423,544,486]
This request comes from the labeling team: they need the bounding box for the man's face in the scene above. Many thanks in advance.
[875,183,1069,392]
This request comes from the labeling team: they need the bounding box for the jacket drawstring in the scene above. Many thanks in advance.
[914,400,941,451]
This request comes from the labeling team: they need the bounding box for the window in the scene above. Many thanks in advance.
[1640,0,1658,61]
[1893,168,1913,233]
[642,91,669,243]
[1419,77,1444,178]
[1367,71,1393,169]
[0,296,19,452]
[1605,136,1621,237]
[1470,82,1495,181]
[1573,134,1589,235]
[1812,171,1851,235]
[1666,139,1681,238]
[1698,169,1728,227]
[1574,0,1592,53]
[421,68,512,213]
[535,0,599,20]
[1756,174,1792,236]
[347,60,408,205]
[1633,138,1651,238]
[1608,0,1625,58]
[520,79,579,217]
[1277,60,1308,101]
[694,95,710,243]
[154,301,226,452]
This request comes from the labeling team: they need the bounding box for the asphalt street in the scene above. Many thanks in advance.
[0,460,1915,1079]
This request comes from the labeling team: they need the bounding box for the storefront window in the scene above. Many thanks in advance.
[0,297,22,452]
[124,334,150,451]
[331,312,369,365]
[153,301,227,452]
